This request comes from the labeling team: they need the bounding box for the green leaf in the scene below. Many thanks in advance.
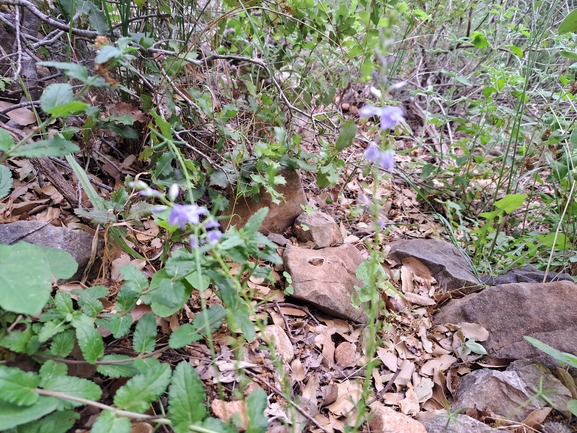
[91,410,132,433]
[0,128,15,152]
[15,409,79,433]
[38,320,67,344]
[525,336,577,368]
[0,397,58,430]
[0,365,40,406]
[193,305,226,334]
[37,62,90,83]
[41,375,102,409]
[568,399,577,417]
[246,388,268,433]
[470,31,489,48]
[133,312,157,354]
[0,164,13,199]
[335,119,357,151]
[40,83,74,112]
[73,285,108,317]
[50,330,76,357]
[39,360,68,386]
[54,291,74,315]
[114,364,172,412]
[115,288,140,315]
[65,154,106,210]
[560,50,577,61]
[74,319,104,364]
[120,264,149,293]
[0,242,54,314]
[559,9,577,34]
[83,2,108,34]
[97,313,133,338]
[96,355,138,378]
[169,324,203,349]
[45,100,89,117]
[229,306,255,343]
[10,138,80,158]
[493,193,527,214]
[95,45,123,65]
[150,277,188,309]
[168,362,206,433]
[198,417,238,433]
[0,327,33,354]
[243,207,268,236]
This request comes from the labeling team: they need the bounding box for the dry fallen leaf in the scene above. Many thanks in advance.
[211,399,248,430]
[335,342,357,368]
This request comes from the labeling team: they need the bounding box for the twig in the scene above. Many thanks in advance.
[48,157,114,192]
[366,366,402,406]
[274,299,295,344]
[244,369,330,433]
[257,302,320,325]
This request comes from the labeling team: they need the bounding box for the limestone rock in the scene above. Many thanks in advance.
[421,414,507,433]
[0,221,100,282]
[368,405,427,433]
[223,168,306,234]
[282,244,367,323]
[388,239,482,293]
[452,360,572,422]
[293,211,343,248]
[433,281,577,367]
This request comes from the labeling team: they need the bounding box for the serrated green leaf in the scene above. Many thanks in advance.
[133,312,157,354]
[559,9,577,34]
[0,243,52,315]
[150,277,187,309]
[115,288,140,315]
[0,128,15,152]
[133,357,160,373]
[39,360,68,387]
[493,193,527,214]
[246,388,268,433]
[54,291,74,315]
[96,355,138,378]
[230,306,255,343]
[335,119,357,151]
[0,327,33,354]
[41,375,102,410]
[0,397,58,430]
[83,2,108,34]
[198,417,238,433]
[560,50,577,61]
[165,249,196,278]
[40,83,74,112]
[95,45,123,65]
[74,320,104,364]
[0,365,40,406]
[45,100,89,118]
[120,264,149,293]
[10,138,80,158]
[114,364,171,412]
[91,410,132,433]
[50,330,75,357]
[0,164,13,199]
[193,305,226,334]
[243,207,268,236]
[38,319,67,343]
[168,324,203,349]
[37,62,90,82]
[168,362,206,433]
[15,409,79,433]
[97,313,133,338]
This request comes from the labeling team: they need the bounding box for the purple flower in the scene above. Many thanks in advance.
[206,230,222,246]
[204,218,220,230]
[168,184,179,201]
[189,234,198,249]
[169,203,207,229]
[140,187,162,198]
[360,105,404,130]
[364,145,395,170]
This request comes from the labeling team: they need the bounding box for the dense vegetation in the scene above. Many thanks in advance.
[1,0,577,431]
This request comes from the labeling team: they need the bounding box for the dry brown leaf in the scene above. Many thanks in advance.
[312,413,334,433]
[290,358,305,381]
[314,328,335,367]
[404,292,436,306]
[368,403,427,433]
[263,325,294,363]
[0,101,36,126]
[401,265,415,293]
[377,347,399,371]
[279,306,307,317]
[130,422,153,433]
[399,384,421,416]
[395,359,415,387]
[521,407,551,429]
[414,377,434,403]
[210,399,248,430]
[420,354,457,376]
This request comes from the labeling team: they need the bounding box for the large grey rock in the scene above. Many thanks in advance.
[434,281,577,367]
[223,168,306,234]
[422,414,507,433]
[293,211,342,248]
[452,360,571,422]
[282,244,367,322]
[388,239,482,294]
[481,265,574,285]
[0,221,99,282]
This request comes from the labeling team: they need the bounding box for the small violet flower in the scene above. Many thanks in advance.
[168,184,179,201]
[364,145,395,170]
[206,230,222,246]
[169,203,207,229]
[359,105,404,130]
